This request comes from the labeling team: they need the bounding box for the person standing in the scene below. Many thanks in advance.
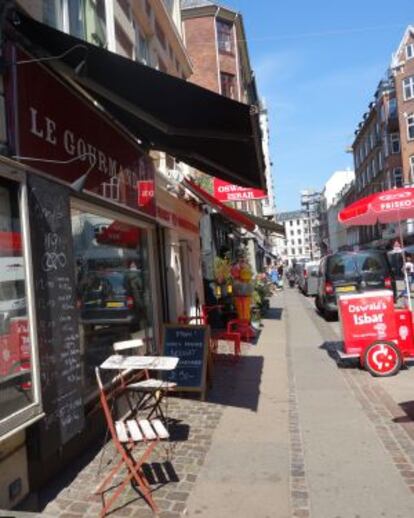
[404,255,414,290]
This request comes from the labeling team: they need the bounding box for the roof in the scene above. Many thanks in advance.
[391,25,414,68]
[277,210,306,222]
[181,0,216,8]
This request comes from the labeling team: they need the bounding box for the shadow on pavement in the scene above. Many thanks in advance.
[319,341,359,369]
[393,401,414,424]
[263,307,283,320]
[207,354,263,412]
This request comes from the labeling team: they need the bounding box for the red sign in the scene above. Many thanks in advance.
[213,179,267,202]
[338,291,397,354]
[5,45,156,217]
[137,180,155,208]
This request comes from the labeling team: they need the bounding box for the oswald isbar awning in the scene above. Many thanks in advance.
[7,11,265,189]
[183,179,256,232]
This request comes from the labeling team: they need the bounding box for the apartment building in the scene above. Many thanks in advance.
[349,25,414,247]
[181,0,267,216]
[392,25,414,185]
[276,210,311,265]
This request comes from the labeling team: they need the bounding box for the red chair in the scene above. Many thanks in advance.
[202,305,241,358]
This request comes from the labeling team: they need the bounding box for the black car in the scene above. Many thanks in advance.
[80,270,143,327]
[315,250,396,321]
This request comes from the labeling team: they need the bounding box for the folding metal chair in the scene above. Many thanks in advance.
[113,338,177,421]
[95,367,170,516]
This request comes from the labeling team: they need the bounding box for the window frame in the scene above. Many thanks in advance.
[0,167,43,440]
[410,155,414,184]
[216,19,234,54]
[390,133,401,154]
[220,72,236,99]
[406,43,414,60]
[403,76,414,101]
[407,114,414,141]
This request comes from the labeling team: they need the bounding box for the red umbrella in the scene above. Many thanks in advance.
[338,187,414,309]
[338,187,414,226]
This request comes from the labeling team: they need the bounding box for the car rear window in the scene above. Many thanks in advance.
[327,252,388,278]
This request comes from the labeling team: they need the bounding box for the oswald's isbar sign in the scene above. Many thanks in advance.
[213,179,267,202]
[338,291,397,354]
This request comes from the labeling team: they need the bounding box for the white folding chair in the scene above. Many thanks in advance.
[95,367,169,516]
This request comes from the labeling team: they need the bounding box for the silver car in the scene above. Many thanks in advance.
[297,260,320,296]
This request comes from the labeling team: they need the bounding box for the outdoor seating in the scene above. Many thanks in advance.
[178,306,241,358]
[94,366,170,516]
[111,339,177,421]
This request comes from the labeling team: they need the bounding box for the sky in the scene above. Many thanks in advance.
[220,0,413,212]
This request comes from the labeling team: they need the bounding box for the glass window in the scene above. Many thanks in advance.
[0,178,37,433]
[220,72,236,99]
[407,44,414,60]
[410,155,414,184]
[390,133,400,154]
[85,0,106,46]
[403,76,414,101]
[71,208,154,397]
[407,114,414,140]
[217,19,234,53]
[393,168,403,188]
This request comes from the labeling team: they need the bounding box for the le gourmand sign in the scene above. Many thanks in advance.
[214,179,267,202]
[5,45,155,218]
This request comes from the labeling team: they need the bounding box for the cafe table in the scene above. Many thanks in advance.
[100,355,179,421]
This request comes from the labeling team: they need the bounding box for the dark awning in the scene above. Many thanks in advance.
[241,212,285,236]
[6,11,265,189]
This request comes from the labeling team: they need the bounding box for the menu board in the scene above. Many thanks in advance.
[28,175,84,454]
[163,325,209,398]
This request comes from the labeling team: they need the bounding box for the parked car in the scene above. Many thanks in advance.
[80,270,142,327]
[315,250,396,320]
[297,260,320,296]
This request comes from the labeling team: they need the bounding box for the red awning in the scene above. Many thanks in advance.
[183,179,255,232]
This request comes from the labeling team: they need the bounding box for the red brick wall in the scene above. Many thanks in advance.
[183,17,219,93]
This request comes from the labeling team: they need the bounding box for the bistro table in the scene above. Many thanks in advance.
[100,355,179,421]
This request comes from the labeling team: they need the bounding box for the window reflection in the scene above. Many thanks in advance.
[0,179,33,421]
[71,209,154,397]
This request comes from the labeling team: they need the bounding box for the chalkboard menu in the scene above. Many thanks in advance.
[28,175,84,455]
[163,325,209,398]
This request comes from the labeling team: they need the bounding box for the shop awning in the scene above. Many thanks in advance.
[183,179,256,232]
[7,11,265,189]
[241,213,285,236]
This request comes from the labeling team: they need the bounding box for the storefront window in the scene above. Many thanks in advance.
[71,207,154,397]
[0,179,34,425]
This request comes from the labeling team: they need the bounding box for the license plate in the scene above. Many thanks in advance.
[336,286,356,293]
[106,302,124,308]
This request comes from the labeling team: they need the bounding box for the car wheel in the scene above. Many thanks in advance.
[363,341,402,377]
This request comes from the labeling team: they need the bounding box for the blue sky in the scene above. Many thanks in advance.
[221,0,413,211]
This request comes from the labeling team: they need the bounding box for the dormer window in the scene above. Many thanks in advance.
[406,43,414,60]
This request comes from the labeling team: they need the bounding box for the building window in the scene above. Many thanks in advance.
[220,72,236,99]
[289,221,293,226]
[372,158,377,177]
[298,238,302,245]
[71,207,154,397]
[0,177,41,438]
[290,230,294,236]
[410,155,414,184]
[378,151,383,172]
[406,43,414,60]
[44,0,85,39]
[291,248,295,255]
[392,168,403,188]
[135,24,150,65]
[217,19,234,54]
[390,133,400,154]
[403,76,414,101]
[407,114,414,140]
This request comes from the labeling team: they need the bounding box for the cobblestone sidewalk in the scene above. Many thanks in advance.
[34,343,250,518]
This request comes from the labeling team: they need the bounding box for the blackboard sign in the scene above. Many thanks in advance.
[163,325,209,398]
[28,175,84,455]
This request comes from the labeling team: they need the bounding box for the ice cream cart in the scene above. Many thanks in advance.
[337,290,414,376]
